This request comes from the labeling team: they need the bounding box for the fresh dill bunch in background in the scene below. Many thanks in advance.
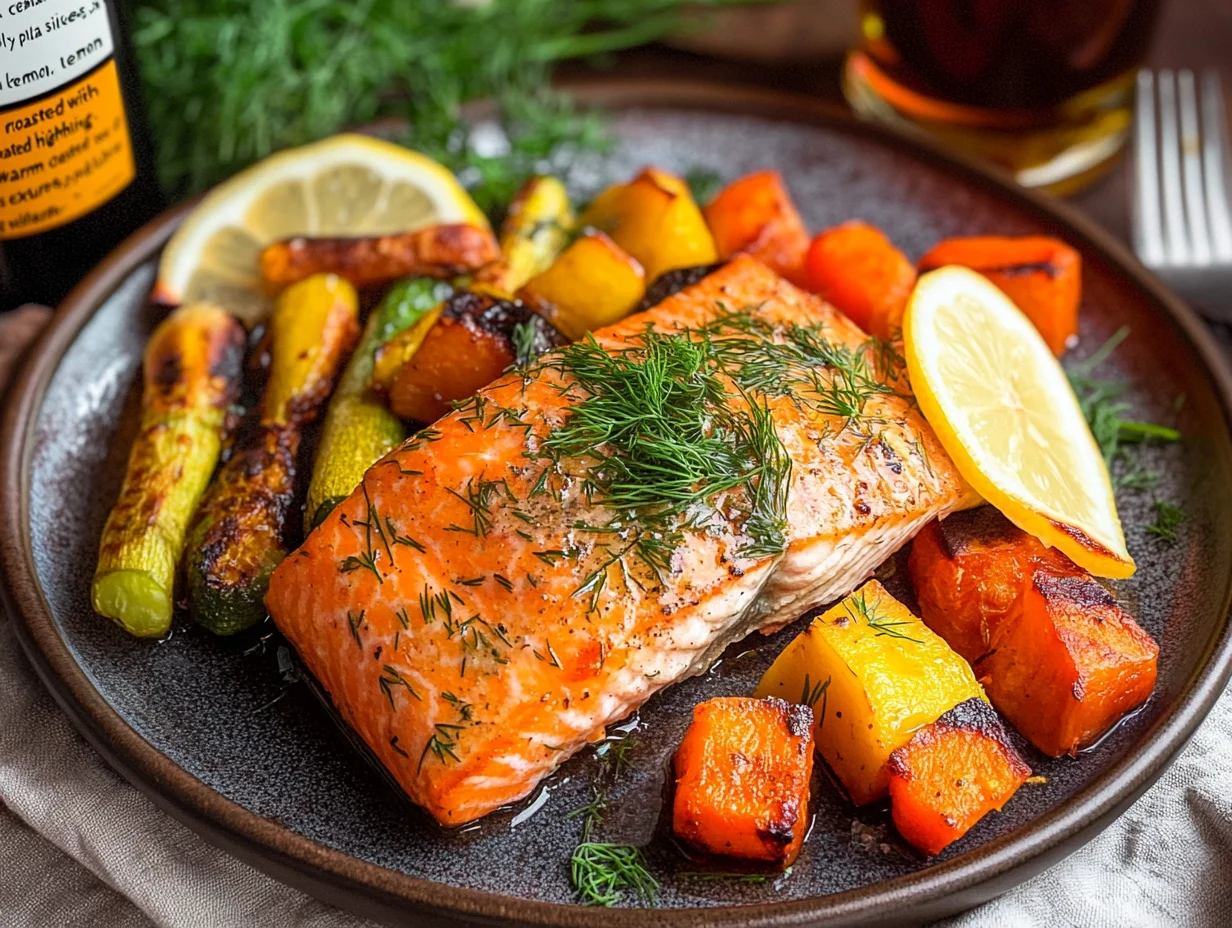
[125,0,762,213]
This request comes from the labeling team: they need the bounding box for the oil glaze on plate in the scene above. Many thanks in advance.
[4,84,1232,927]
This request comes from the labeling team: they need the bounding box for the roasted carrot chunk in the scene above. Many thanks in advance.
[908,507,1158,756]
[673,697,814,866]
[978,571,1158,756]
[908,507,1080,663]
[703,171,810,285]
[802,221,916,339]
[887,697,1030,856]
[386,290,563,423]
[259,223,500,290]
[916,236,1081,355]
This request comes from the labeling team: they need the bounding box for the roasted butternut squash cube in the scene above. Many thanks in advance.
[703,170,810,285]
[672,697,814,866]
[908,507,1159,756]
[517,231,646,340]
[917,236,1081,355]
[477,175,574,295]
[908,507,1080,662]
[802,221,916,339]
[579,167,718,282]
[887,697,1031,856]
[387,291,564,423]
[754,581,985,806]
[978,571,1158,756]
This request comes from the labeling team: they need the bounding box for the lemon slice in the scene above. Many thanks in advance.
[904,266,1134,578]
[155,134,488,326]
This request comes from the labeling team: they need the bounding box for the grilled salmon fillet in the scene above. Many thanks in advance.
[266,255,974,826]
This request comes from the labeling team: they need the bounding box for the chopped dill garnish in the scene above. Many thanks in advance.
[541,325,793,596]
[595,736,637,778]
[494,573,515,592]
[511,319,539,371]
[570,843,659,907]
[1146,500,1185,541]
[347,610,365,649]
[418,723,465,773]
[1067,327,1181,490]
[800,673,831,709]
[568,785,608,840]
[534,549,568,565]
[445,477,505,536]
[685,166,723,205]
[442,691,474,722]
[846,589,920,643]
[378,665,421,708]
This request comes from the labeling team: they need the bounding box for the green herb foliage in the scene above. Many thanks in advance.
[567,736,655,906]
[1146,500,1185,542]
[570,842,659,907]
[129,0,760,205]
[542,325,793,595]
[1066,327,1186,539]
[1066,327,1181,490]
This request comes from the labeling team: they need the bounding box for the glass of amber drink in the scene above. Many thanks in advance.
[844,0,1162,194]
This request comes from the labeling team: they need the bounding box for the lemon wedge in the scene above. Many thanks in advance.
[904,266,1134,578]
[155,134,488,326]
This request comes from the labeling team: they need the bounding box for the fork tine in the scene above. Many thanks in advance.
[1134,70,1166,267]
[1178,71,1211,265]
[1201,71,1232,262]
[1157,70,1192,265]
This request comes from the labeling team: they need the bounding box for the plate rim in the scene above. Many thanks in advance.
[4,80,1232,927]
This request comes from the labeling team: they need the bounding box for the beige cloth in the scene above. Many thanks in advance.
[2,308,1230,927]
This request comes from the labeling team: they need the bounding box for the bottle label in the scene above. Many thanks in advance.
[0,0,135,239]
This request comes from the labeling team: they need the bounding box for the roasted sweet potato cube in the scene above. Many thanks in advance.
[579,167,718,282]
[887,697,1031,856]
[703,171,810,285]
[754,581,984,806]
[517,231,646,340]
[673,697,814,866]
[908,507,1081,663]
[258,223,500,290]
[977,571,1158,756]
[802,221,916,339]
[387,290,564,423]
[916,236,1081,355]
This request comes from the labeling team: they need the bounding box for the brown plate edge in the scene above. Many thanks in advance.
[2,80,1232,928]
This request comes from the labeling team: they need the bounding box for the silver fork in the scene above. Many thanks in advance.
[1133,68,1232,322]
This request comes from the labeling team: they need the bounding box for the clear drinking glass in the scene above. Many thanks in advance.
[844,0,1163,194]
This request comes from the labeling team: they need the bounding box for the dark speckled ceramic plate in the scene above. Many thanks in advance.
[4,84,1232,928]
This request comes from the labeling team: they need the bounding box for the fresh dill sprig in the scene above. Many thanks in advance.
[685,167,723,205]
[542,326,793,599]
[800,673,830,709]
[846,588,921,643]
[130,1,757,204]
[571,843,659,907]
[1066,327,1181,491]
[568,786,608,841]
[1146,500,1185,541]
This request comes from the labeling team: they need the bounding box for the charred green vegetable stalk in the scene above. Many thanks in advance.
[305,277,453,531]
[92,304,245,638]
[186,273,360,634]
